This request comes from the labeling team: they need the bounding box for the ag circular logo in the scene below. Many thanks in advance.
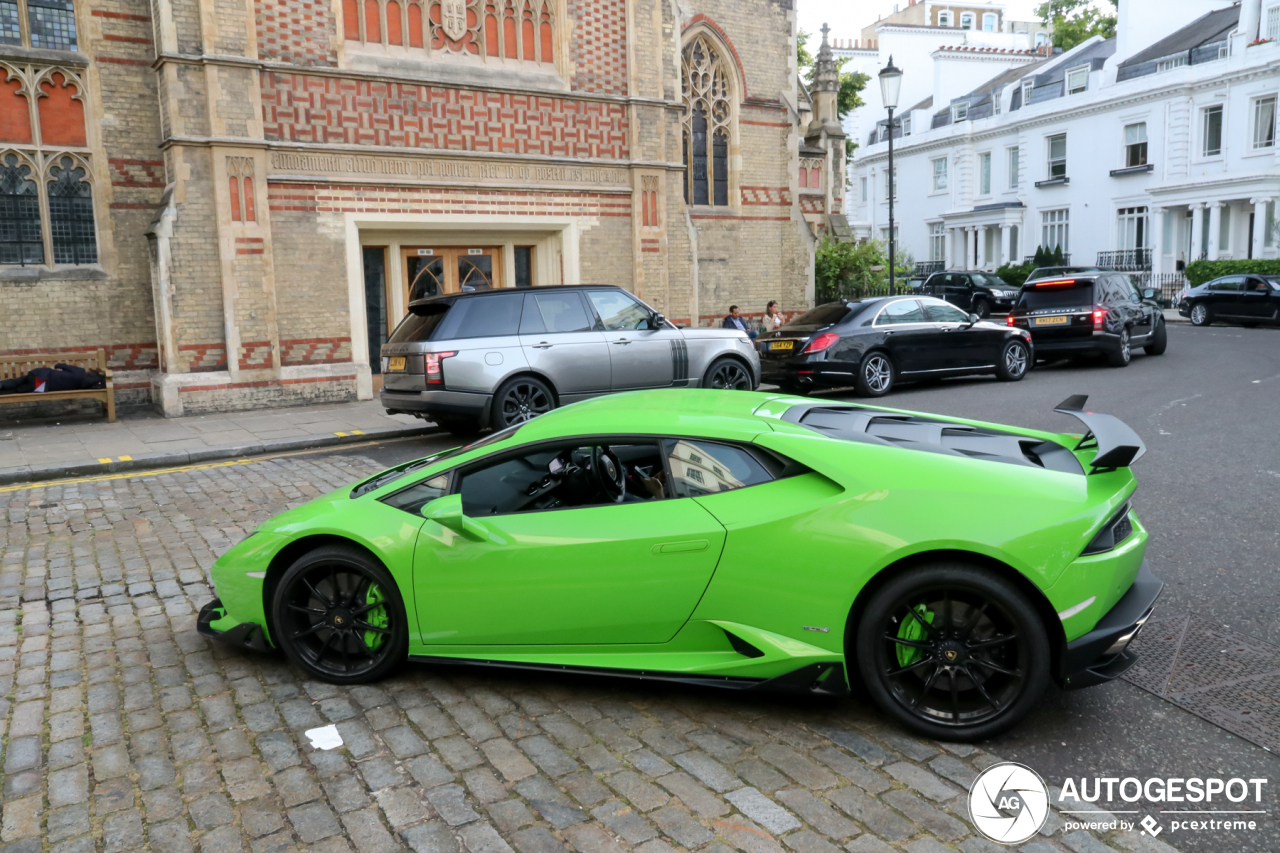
[968,762,1050,845]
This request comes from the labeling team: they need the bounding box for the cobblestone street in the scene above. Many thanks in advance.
[0,453,1177,853]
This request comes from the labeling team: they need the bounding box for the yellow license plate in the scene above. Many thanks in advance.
[1034,316,1069,326]
[388,356,407,371]
[770,340,795,351]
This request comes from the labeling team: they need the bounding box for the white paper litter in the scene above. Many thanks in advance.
[305,724,344,750]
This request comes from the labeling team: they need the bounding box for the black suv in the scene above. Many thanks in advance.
[921,271,1021,317]
[1006,272,1167,367]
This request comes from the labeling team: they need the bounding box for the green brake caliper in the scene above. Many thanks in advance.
[363,584,389,651]
[896,605,935,667]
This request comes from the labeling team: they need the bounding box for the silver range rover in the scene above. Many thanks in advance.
[380,285,761,437]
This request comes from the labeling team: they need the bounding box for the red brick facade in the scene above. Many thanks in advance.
[569,0,628,95]
[260,73,629,158]
[255,0,339,66]
[267,183,633,217]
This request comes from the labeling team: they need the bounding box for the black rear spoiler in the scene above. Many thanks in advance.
[1054,395,1146,473]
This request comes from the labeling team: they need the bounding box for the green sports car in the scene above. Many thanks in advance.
[199,390,1162,740]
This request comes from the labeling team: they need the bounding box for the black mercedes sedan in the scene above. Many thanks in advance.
[1177,274,1280,326]
[757,295,1033,397]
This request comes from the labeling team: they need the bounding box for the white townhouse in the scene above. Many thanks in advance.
[850,0,1280,281]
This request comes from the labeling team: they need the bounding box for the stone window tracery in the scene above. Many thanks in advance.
[227,157,257,223]
[0,61,97,267]
[343,0,558,68]
[681,33,736,207]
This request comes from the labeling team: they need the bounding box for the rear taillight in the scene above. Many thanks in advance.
[1082,502,1134,555]
[1093,309,1105,329]
[425,351,458,385]
[1006,314,1016,326]
[802,332,840,354]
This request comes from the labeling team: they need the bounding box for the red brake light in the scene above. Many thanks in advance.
[1092,309,1104,328]
[802,332,840,354]
[1034,278,1077,287]
[1006,314,1016,326]
[425,351,458,385]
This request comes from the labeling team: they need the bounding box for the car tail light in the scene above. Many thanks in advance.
[1006,314,1016,326]
[1034,278,1077,287]
[425,351,458,385]
[1092,309,1105,329]
[1082,502,1134,555]
[802,332,840,354]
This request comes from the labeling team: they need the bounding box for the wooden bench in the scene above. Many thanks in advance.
[0,349,116,422]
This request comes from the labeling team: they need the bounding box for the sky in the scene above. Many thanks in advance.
[797,0,1043,43]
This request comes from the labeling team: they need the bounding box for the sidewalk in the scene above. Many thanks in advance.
[0,399,438,485]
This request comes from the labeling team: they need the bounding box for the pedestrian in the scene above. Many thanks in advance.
[761,300,787,332]
[722,305,758,340]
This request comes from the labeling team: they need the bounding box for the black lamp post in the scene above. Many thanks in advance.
[879,56,903,296]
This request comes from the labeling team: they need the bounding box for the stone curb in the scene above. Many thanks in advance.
[0,422,442,486]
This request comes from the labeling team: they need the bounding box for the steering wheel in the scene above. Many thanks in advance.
[591,446,626,503]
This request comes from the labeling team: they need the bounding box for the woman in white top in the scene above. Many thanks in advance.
[761,301,787,332]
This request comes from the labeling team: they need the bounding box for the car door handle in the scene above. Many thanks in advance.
[531,342,553,349]
[651,540,709,555]
[613,339,631,345]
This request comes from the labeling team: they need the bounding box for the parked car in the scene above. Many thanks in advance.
[1177,274,1280,326]
[199,388,1162,741]
[1006,271,1167,367]
[1025,265,1111,283]
[757,295,1032,396]
[379,286,761,437]
[921,271,1021,317]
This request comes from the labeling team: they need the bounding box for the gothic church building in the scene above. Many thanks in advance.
[1,0,837,414]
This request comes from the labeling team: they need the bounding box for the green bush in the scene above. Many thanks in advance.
[1183,259,1280,286]
[996,262,1037,287]
[813,237,913,303]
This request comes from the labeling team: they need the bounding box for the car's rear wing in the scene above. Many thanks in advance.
[1054,395,1146,473]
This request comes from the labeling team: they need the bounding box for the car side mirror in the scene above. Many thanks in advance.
[651,313,666,330]
[1142,288,1156,300]
[967,313,981,326]
[422,494,488,541]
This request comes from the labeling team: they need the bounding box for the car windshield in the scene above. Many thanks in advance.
[350,424,523,497]
[388,303,451,343]
[970,274,1007,288]
[781,303,853,330]
[1016,280,1094,311]
[1261,277,1280,289]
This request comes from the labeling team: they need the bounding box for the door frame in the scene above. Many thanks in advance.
[401,246,505,304]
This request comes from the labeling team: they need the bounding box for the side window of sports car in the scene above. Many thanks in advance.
[381,474,450,515]
[664,440,772,498]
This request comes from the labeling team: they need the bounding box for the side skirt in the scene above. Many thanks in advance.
[408,655,850,696]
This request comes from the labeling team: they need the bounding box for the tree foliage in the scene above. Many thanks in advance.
[814,237,913,302]
[1036,0,1117,51]
[1184,259,1280,286]
[797,31,869,123]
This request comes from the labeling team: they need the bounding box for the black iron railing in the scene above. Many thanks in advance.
[1023,253,1071,265]
[1096,249,1151,271]
[914,260,944,276]
[1127,272,1188,306]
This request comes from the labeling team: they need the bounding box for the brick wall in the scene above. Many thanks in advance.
[167,147,227,371]
[267,182,633,217]
[255,0,338,66]
[176,374,359,414]
[269,208,352,353]
[261,73,629,159]
[568,0,628,95]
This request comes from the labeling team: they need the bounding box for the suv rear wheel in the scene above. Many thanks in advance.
[492,376,555,429]
[1106,328,1132,367]
[1144,318,1168,355]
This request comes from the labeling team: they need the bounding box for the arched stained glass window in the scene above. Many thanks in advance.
[682,35,734,207]
[0,152,42,265]
[47,155,96,264]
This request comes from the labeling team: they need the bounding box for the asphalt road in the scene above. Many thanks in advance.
[327,322,1280,852]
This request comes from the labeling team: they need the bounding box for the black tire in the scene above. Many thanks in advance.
[853,562,1051,742]
[855,351,895,397]
[1106,328,1132,367]
[972,298,991,320]
[492,376,555,429]
[272,545,408,685]
[1143,318,1168,355]
[1189,302,1210,326]
[703,357,753,390]
[434,416,482,438]
[995,339,1030,381]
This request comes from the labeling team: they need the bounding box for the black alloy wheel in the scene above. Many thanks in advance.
[855,351,895,397]
[704,357,752,390]
[973,298,991,320]
[272,545,408,684]
[1189,303,1210,326]
[854,563,1050,741]
[1107,328,1132,367]
[493,376,554,428]
[996,340,1030,381]
[1144,318,1168,355]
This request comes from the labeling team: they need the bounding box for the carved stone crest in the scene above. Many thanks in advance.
[441,0,467,41]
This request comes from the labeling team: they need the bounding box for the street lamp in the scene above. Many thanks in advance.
[879,56,903,295]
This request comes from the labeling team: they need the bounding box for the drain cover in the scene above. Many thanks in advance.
[1123,614,1280,752]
